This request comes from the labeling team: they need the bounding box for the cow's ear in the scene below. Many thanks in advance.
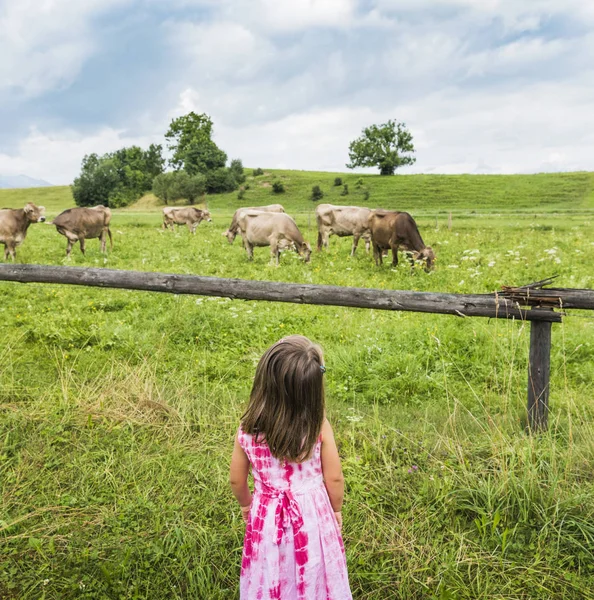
[23,204,33,214]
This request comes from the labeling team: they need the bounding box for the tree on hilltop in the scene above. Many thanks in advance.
[347,120,416,175]
[165,112,227,176]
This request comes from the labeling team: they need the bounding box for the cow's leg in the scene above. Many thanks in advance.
[65,240,73,257]
[270,240,280,266]
[100,231,106,253]
[391,245,399,267]
[364,234,371,254]
[79,238,86,255]
[6,244,15,261]
[317,230,323,252]
[351,234,360,257]
[244,240,254,261]
[191,223,198,235]
[3,245,9,261]
[373,242,382,266]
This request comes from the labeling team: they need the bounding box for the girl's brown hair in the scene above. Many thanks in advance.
[241,335,325,463]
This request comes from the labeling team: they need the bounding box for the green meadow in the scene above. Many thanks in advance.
[1,170,594,599]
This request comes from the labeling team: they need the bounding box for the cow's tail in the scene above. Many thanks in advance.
[107,227,113,251]
[317,230,323,251]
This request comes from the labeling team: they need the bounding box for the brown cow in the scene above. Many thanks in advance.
[234,211,311,265]
[162,206,211,234]
[224,204,285,244]
[0,202,46,260]
[368,211,435,271]
[52,205,112,257]
[316,203,372,255]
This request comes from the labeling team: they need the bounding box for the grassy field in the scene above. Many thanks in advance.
[1,171,594,599]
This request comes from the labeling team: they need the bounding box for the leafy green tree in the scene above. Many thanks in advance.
[229,159,246,185]
[165,112,227,175]
[72,145,165,208]
[347,120,416,175]
[152,172,206,204]
[72,154,119,207]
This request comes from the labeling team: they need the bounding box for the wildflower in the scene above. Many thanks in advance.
[407,465,419,474]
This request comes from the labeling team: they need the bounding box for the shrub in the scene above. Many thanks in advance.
[245,183,251,190]
[311,185,324,201]
[272,181,285,194]
[363,189,370,201]
[206,167,239,194]
[334,177,343,187]
[253,168,264,176]
[355,177,364,188]
[237,189,245,200]
[340,184,349,196]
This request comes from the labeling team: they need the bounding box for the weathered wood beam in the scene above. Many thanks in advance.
[0,264,561,322]
[527,319,552,431]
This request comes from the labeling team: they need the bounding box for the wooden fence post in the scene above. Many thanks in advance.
[527,318,552,431]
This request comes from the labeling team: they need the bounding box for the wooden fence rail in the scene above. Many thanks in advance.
[1,264,593,432]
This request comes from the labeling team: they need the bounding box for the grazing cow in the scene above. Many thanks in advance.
[316,203,373,255]
[52,205,112,257]
[368,210,435,271]
[0,202,46,260]
[162,206,212,234]
[234,211,311,265]
[224,204,285,243]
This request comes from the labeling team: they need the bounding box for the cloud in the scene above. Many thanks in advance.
[3,0,594,181]
[0,126,162,185]
[0,0,131,97]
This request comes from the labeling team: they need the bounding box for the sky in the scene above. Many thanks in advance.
[1,0,593,184]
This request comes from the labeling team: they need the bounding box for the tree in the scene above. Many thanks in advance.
[347,120,416,175]
[72,154,119,207]
[229,159,246,185]
[152,172,206,204]
[165,112,227,175]
[72,145,164,208]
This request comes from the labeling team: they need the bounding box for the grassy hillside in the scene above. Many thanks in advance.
[2,170,594,218]
[1,170,594,599]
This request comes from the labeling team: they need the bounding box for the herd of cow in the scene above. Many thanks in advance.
[0,201,435,270]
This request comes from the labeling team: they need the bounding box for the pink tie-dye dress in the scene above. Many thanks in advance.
[238,428,352,600]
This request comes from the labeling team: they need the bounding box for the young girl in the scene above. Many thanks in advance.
[230,335,352,599]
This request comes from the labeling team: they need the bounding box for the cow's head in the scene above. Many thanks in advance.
[301,241,312,263]
[201,209,212,222]
[24,203,46,223]
[416,246,435,271]
[224,228,237,244]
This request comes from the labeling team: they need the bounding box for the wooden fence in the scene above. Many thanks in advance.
[1,264,593,431]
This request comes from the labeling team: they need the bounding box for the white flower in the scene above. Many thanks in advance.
[488,261,496,267]
[447,264,459,269]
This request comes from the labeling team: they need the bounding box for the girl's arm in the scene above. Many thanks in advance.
[229,432,252,520]
[321,418,345,516]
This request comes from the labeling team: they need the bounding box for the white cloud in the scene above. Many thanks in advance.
[0,0,131,97]
[0,126,162,185]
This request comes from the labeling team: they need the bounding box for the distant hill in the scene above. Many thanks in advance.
[0,175,53,189]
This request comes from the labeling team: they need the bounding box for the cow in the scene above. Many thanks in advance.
[162,206,212,234]
[316,203,373,256]
[224,204,285,244]
[234,211,311,265]
[51,205,112,257]
[0,202,46,260]
[368,210,435,271]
